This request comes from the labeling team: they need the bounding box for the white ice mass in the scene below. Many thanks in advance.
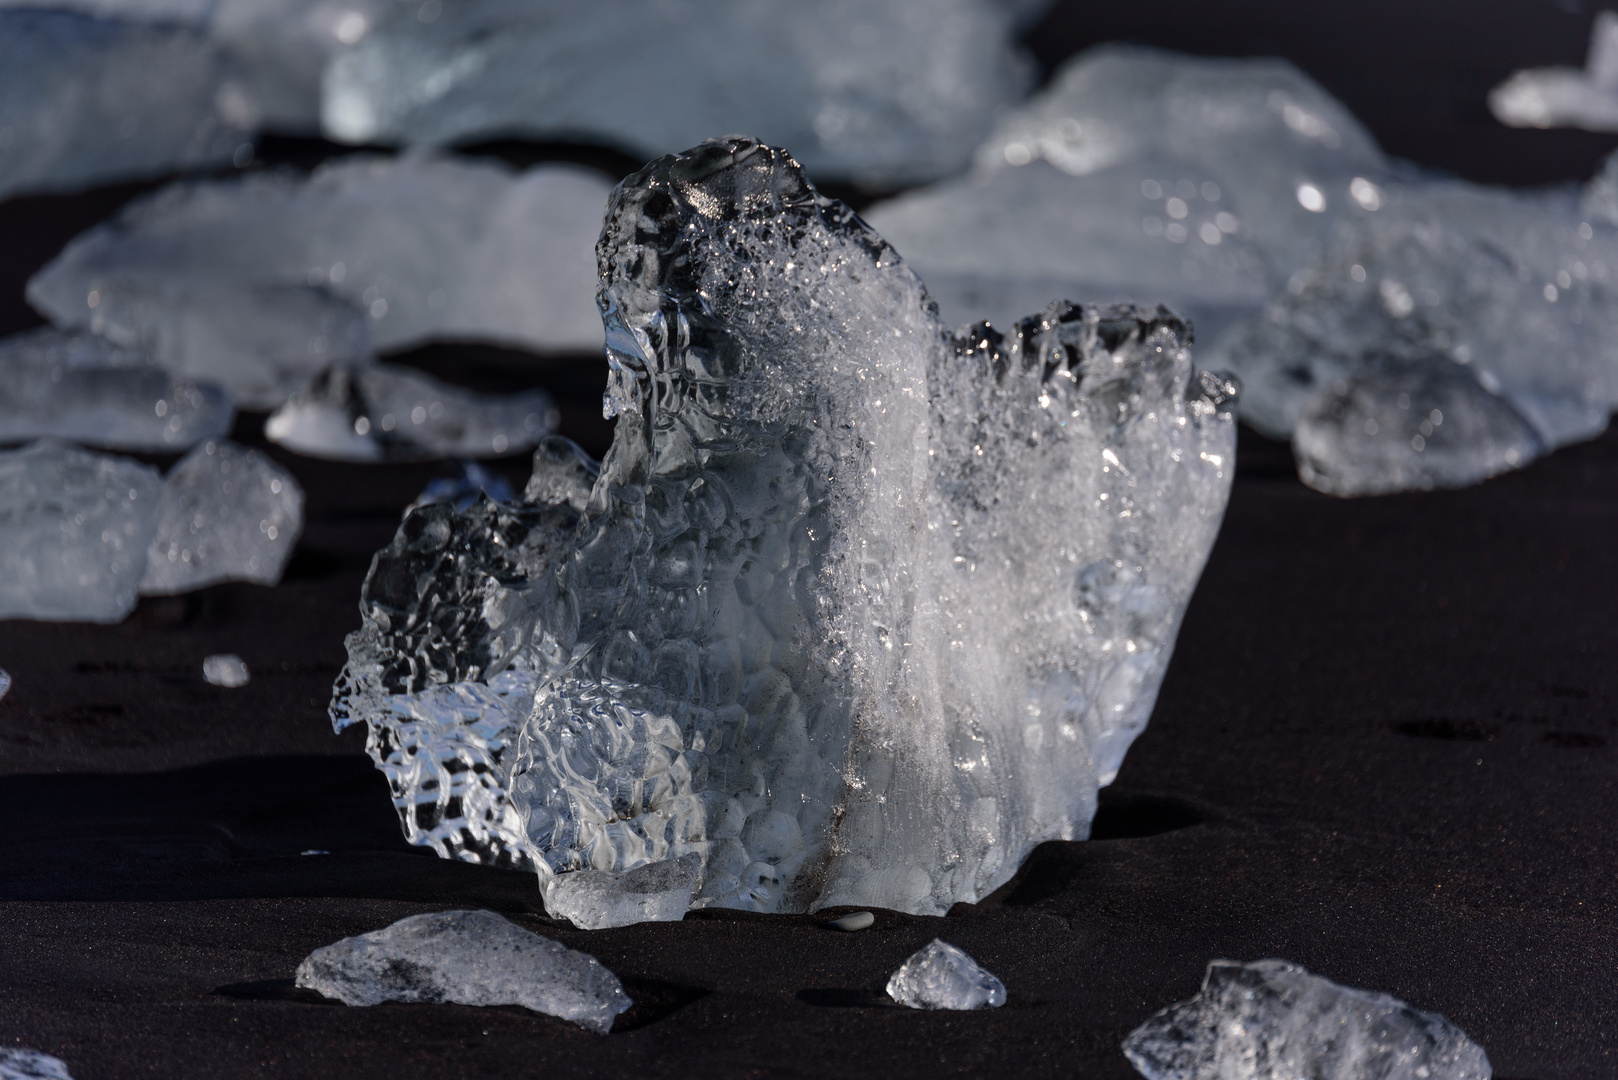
[1122,959,1492,1080]
[886,940,1007,1011]
[202,653,251,687]
[0,1048,74,1080]
[330,139,1236,924]
[1490,11,1618,132]
[294,909,632,1033]
[27,156,614,405]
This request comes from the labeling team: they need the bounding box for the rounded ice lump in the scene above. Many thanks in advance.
[330,138,1237,924]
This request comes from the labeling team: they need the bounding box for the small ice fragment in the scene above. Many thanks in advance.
[203,653,250,687]
[294,909,632,1033]
[825,911,874,931]
[1490,12,1618,132]
[0,441,162,622]
[1122,959,1492,1080]
[141,440,304,594]
[0,1047,75,1080]
[0,669,10,700]
[885,940,1006,1011]
[264,364,556,461]
[521,436,599,511]
[542,854,701,931]
[409,461,517,514]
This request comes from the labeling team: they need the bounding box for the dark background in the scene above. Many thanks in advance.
[3,2,1616,1077]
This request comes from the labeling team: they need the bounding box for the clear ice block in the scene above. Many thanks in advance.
[202,653,251,687]
[1489,11,1618,132]
[0,328,233,451]
[141,439,304,593]
[0,1048,74,1080]
[886,940,1007,1011]
[1122,959,1492,1080]
[320,0,1034,187]
[0,440,162,622]
[264,364,556,461]
[294,909,632,1033]
[330,139,1237,923]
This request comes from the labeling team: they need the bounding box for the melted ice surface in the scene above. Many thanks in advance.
[886,940,1007,1011]
[331,139,1236,923]
[1123,959,1492,1080]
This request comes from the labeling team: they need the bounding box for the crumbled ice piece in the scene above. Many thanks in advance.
[294,909,632,1033]
[1490,11,1618,132]
[1122,959,1492,1080]
[0,1048,74,1080]
[321,0,1033,187]
[542,853,701,930]
[0,669,10,700]
[1208,180,1618,493]
[522,435,599,510]
[409,461,517,514]
[886,940,1006,1011]
[331,139,1236,922]
[0,9,245,199]
[0,441,161,622]
[28,156,614,383]
[264,364,556,461]
[202,653,251,687]
[866,45,1387,334]
[141,440,304,594]
[0,328,233,451]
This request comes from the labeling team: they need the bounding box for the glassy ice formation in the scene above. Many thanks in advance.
[886,940,1007,1011]
[141,440,304,593]
[1490,11,1618,132]
[411,462,517,514]
[331,139,1236,924]
[321,0,1034,188]
[866,46,1389,339]
[0,328,233,451]
[0,441,162,622]
[264,364,556,461]
[27,156,612,395]
[1122,959,1492,1080]
[0,1048,74,1080]
[294,909,632,1033]
[203,653,251,687]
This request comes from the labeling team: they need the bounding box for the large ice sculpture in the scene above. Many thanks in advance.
[1490,11,1618,133]
[295,909,632,1033]
[866,46,1389,337]
[331,139,1236,923]
[320,0,1033,188]
[28,156,612,387]
[1122,959,1492,1080]
[1207,180,1618,495]
[0,441,162,622]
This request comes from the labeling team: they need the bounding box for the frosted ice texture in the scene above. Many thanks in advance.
[1122,959,1492,1080]
[294,909,632,1033]
[0,328,233,451]
[0,9,245,199]
[0,441,162,622]
[321,0,1033,187]
[0,1049,74,1080]
[866,46,1388,336]
[142,439,304,593]
[1490,11,1618,132]
[264,364,556,461]
[330,138,1236,923]
[1208,181,1618,495]
[28,156,612,386]
[886,940,1007,1010]
[203,653,251,687]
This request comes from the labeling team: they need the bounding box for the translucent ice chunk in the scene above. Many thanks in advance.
[331,139,1237,922]
[202,653,250,687]
[294,909,632,1033]
[0,669,10,700]
[866,45,1387,333]
[0,1048,74,1080]
[321,0,1033,187]
[264,364,556,461]
[886,940,1006,1011]
[0,441,161,622]
[542,852,702,931]
[410,461,517,514]
[0,328,233,451]
[1490,12,1618,132]
[28,156,617,383]
[141,439,304,593]
[1122,959,1492,1080]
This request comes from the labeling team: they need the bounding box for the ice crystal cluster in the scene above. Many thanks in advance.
[1122,959,1492,1080]
[295,909,631,1033]
[1490,11,1618,133]
[331,139,1236,926]
[886,940,1006,1010]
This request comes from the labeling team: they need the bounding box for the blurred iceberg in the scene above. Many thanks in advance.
[1490,11,1618,132]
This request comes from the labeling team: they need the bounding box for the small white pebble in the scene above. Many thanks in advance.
[203,654,250,688]
[826,911,874,931]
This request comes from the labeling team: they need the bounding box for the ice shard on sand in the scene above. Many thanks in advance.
[331,139,1236,924]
